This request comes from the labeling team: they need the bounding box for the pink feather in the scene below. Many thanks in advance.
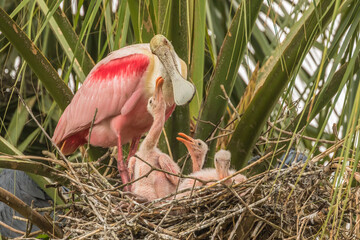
[52,45,175,155]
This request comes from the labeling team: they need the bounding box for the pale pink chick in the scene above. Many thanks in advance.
[216,150,247,184]
[177,149,246,198]
[176,132,208,173]
[128,77,180,201]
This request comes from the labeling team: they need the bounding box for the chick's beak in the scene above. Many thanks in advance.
[155,77,164,100]
[177,132,202,171]
[176,132,195,146]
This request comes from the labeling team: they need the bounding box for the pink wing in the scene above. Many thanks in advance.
[53,47,152,149]
[158,155,180,185]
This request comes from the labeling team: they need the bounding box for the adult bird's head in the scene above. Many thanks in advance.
[214,150,231,180]
[147,77,165,117]
[176,132,208,172]
[150,34,195,106]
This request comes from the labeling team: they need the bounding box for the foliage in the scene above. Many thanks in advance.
[0,0,360,238]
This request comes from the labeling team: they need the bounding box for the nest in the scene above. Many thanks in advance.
[52,158,359,240]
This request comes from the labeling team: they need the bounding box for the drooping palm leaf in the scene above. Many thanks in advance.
[195,0,262,166]
[227,0,343,169]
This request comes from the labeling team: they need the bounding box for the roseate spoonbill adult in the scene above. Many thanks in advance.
[128,77,180,200]
[0,170,52,238]
[177,150,246,198]
[52,35,194,190]
[176,132,208,172]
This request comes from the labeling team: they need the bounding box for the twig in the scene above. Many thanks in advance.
[179,195,270,236]
[267,121,336,144]
[85,108,98,178]
[227,215,242,240]
[16,90,72,168]
[0,220,26,235]
[0,187,63,238]
[0,155,69,183]
[227,186,291,237]
[220,84,241,121]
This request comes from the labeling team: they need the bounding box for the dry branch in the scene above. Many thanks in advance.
[0,187,63,238]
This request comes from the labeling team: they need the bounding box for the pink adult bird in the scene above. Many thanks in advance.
[177,149,246,198]
[176,132,208,173]
[128,77,180,200]
[52,35,195,191]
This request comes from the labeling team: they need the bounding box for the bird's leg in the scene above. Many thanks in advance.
[127,136,140,161]
[117,135,131,192]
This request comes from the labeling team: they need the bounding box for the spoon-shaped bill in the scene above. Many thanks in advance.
[150,34,195,106]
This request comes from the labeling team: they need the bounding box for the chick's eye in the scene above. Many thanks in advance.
[197,142,201,146]
[149,98,153,104]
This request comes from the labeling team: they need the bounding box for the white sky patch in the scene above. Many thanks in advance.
[80,5,85,16]
[259,12,277,36]
[245,55,256,73]
[304,88,311,100]
[310,116,319,128]
[295,76,307,94]
[247,42,255,55]
[324,59,334,81]
[292,80,301,101]
[282,1,294,15]
[207,29,215,38]
[296,98,305,115]
[71,0,77,15]
[354,131,359,148]
[271,2,285,18]
[10,70,16,79]
[60,1,63,10]
[338,27,350,52]
[238,65,249,85]
[278,31,286,43]
[319,145,326,153]
[302,54,317,76]
[68,73,75,94]
[57,68,62,77]
[112,0,118,13]
[311,47,323,65]
[283,27,290,34]
[334,85,346,116]
[14,56,21,71]
[255,19,266,32]
[338,126,344,139]
[325,111,339,133]
[296,13,302,22]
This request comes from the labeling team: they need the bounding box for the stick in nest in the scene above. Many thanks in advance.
[0,187,63,238]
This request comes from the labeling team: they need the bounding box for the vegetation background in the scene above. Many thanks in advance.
[0,0,359,238]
